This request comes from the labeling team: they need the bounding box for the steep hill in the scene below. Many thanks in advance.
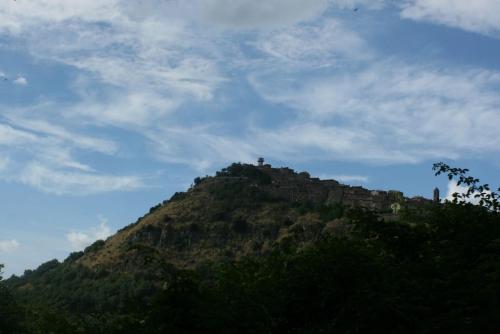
[5,162,500,334]
[70,162,430,273]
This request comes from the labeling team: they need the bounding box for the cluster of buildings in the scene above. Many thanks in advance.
[255,158,438,214]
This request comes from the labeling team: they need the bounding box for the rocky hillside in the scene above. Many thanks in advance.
[5,162,499,334]
[72,162,432,273]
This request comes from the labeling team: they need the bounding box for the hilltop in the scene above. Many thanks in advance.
[70,161,431,273]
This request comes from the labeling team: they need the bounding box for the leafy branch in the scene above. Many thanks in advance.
[433,162,500,212]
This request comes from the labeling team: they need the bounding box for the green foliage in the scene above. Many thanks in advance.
[433,162,500,211]
[0,264,24,334]
[193,176,202,186]
[64,251,84,264]
[148,203,162,214]
[216,163,272,184]
[140,202,500,333]
[7,259,157,325]
[84,240,105,254]
[207,177,276,212]
[169,191,188,202]
[293,201,344,221]
[317,203,345,221]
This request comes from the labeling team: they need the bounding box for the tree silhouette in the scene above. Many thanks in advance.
[433,162,500,212]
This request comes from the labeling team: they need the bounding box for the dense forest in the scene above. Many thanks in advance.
[1,163,499,333]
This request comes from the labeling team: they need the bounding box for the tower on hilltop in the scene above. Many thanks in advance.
[433,187,440,203]
[258,157,264,166]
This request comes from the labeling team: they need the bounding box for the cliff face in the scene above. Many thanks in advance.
[76,163,431,272]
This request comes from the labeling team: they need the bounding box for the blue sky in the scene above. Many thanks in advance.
[1,0,500,276]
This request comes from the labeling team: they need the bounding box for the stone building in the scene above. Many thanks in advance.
[250,162,432,212]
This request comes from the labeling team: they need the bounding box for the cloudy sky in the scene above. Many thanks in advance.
[1,0,500,276]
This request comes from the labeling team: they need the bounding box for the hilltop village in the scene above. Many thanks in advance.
[209,158,436,216]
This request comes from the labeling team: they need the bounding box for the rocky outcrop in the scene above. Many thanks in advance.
[77,162,433,272]
[254,164,428,212]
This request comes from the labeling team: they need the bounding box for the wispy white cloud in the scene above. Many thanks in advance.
[0,1,119,34]
[0,0,499,191]
[0,0,375,180]
[66,215,112,250]
[0,123,39,146]
[0,112,133,194]
[249,61,500,163]
[202,0,330,28]
[0,1,202,193]
[4,116,117,154]
[253,19,369,67]
[201,0,388,29]
[68,90,181,127]
[0,0,226,124]
[401,0,500,36]
[146,125,259,172]
[13,76,28,86]
[19,162,143,195]
[0,239,20,253]
[253,122,421,164]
